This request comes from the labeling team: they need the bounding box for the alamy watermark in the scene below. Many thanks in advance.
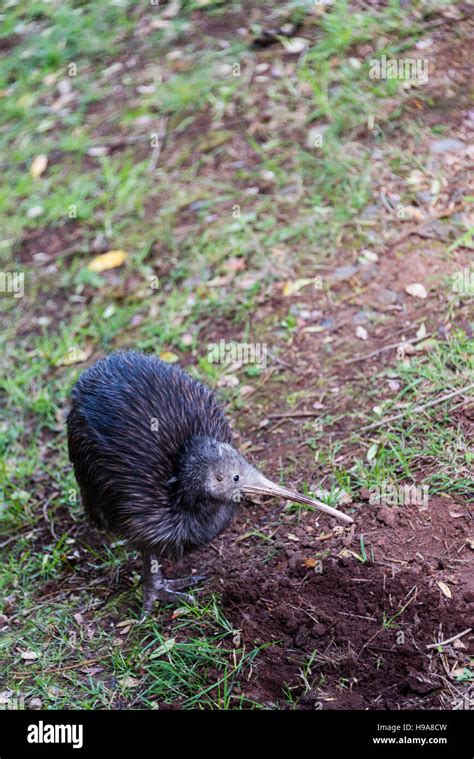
[369,55,429,85]
[207,340,268,369]
[452,268,474,297]
[0,694,25,710]
[370,483,429,509]
[0,271,24,298]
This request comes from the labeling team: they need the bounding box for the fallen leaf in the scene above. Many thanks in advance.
[81,666,104,676]
[281,37,308,54]
[415,338,438,352]
[30,155,48,178]
[88,250,127,272]
[282,278,314,296]
[197,131,233,152]
[436,581,452,599]
[103,304,115,319]
[416,323,427,340]
[27,205,44,219]
[161,0,181,19]
[159,351,179,363]
[223,257,246,273]
[55,345,93,366]
[338,492,353,505]
[240,385,254,396]
[150,638,176,659]
[20,651,38,661]
[359,249,379,264]
[367,443,379,462]
[405,283,427,299]
[118,676,141,688]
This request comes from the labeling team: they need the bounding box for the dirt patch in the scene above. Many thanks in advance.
[170,485,473,709]
[221,559,472,709]
[15,223,85,267]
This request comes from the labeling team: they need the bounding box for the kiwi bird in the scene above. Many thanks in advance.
[67,351,353,615]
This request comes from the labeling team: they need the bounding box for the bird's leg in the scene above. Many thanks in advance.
[140,551,206,617]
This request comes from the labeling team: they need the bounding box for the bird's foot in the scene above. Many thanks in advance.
[140,575,207,619]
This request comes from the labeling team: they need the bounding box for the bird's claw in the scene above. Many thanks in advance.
[140,575,207,618]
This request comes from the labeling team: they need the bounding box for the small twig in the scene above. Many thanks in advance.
[336,284,372,305]
[426,628,472,650]
[360,383,474,432]
[385,203,466,250]
[344,330,433,364]
[15,657,106,677]
[357,589,419,658]
[0,535,19,549]
[267,411,322,419]
[42,498,58,540]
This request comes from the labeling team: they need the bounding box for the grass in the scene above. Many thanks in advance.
[1,0,472,709]
[339,330,474,501]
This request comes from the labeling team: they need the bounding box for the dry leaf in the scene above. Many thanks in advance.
[405,283,427,299]
[88,250,127,272]
[281,37,308,54]
[367,443,378,462]
[159,351,179,363]
[223,257,246,273]
[415,338,438,353]
[436,581,452,599]
[282,278,314,296]
[81,666,104,675]
[55,345,93,366]
[240,385,254,396]
[356,326,368,340]
[118,676,141,688]
[20,651,38,660]
[150,638,176,658]
[161,0,181,19]
[116,619,137,628]
[30,155,48,178]
[416,323,427,340]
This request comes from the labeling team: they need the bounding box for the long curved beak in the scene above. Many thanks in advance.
[241,469,353,524]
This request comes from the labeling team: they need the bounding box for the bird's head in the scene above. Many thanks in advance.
[177,436,353,524]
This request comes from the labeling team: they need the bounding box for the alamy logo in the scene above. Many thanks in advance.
[369,55,429,85]
[369,483,428,508]
[0,271,24,298]
[207,339,267,369]
[27,721,83,749]
[452,269,474,296]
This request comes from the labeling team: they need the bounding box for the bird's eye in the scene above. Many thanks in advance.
[233,475,239,482]
[216,475,223,482]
